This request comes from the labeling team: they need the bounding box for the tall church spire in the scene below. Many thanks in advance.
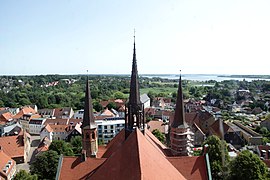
[171,71,187,128]
[82,76,96,129]
[170,71,193,156]
[81,75,98,157]
[125,33,145,138]
[129,32,140,106]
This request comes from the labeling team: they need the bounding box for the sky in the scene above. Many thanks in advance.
[1,0,270,75]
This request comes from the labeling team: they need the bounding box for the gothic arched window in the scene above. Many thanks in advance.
[92,132,95,139]
[86,133,90,139]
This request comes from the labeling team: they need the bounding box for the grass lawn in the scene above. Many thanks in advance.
[140,87,178,96]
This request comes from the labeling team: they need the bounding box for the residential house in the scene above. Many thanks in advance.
[0,112,13,125]
[209,119,244,148]
[54,107,74,119]
[40,124,68,141]
[140,94,150,108]
[0,122,21,137]
[154,110,173,122]
[33,137,51,158]
[29,118,47,135]
[38,108,55,118]
[65,123,82,142]
[13,107,37,120]
[73,109,84,119]
[0,130,30,164]
[152,97,165,110]
[0,149,16,180]
[144,107,156,119]
[193,123,206,147]
[194,110,215,135]
[96,118,125,143]
[228,121,262,146]
[40,124,53,142]
[43,118,69,126]
[19,114,41,133]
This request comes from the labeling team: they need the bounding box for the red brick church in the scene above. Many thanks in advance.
[55,37,211,180]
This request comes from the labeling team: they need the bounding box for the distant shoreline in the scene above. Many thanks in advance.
[218,75,270,79]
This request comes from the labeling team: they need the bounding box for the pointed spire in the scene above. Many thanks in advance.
[125,33,145,137]
[171,70,188,128]
[82,75,96,129]
[129,32,141,106]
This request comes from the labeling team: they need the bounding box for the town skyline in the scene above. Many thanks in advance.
[1,0,270,75]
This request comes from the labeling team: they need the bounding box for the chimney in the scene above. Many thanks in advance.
[81,150,87,162]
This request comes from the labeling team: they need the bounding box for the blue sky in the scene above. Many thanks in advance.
[1,0,270,75]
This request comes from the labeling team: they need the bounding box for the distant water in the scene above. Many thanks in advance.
[142,74,270,82]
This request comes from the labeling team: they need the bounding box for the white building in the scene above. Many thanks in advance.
[73,109,84,119]
[140,94,151,108]
[40,124,53,142]
[96,118,125,143]
[29,118,46,135]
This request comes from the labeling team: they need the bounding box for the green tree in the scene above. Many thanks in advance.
[152,129,165,143]
[70,136,82,155]
[49,140,74,156]
[106,102,117,110]
[0,100,4,107]
[203,135,229,179]
[30,150,59,180]
[93,101,103,112]
[13,170,38,180]
[229,150,268,180]
[113,91,125,99]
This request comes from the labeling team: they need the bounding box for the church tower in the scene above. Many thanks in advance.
[125,35,145,138]
[170,73,193,156]
[81,76,98,157]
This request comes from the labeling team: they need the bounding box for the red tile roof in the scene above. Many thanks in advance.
[59,157,106,180]
[0,150,15,178]
[58,127,208,180]
[258,145,270,159]
[209,120,230,138]
[44,118,69,125]
[167,156,208,180]
[13,107,37,119]
[102,129,126,158]
[49,124,68,133]
[90,129,186,180]
[54,107,73,118]
[0,112,13,121]
[0,134,24,158]
[147,120,165,133]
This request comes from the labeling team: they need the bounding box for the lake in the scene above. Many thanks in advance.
[142,74,270,82]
